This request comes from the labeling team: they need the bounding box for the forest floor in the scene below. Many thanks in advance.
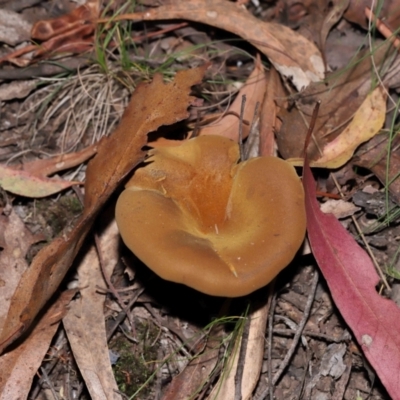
[0,0,399,399]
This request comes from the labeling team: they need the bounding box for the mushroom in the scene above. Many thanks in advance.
[115,135,306,297]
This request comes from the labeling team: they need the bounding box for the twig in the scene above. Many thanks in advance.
[119,320,139,343]
[272,270,319,385]
[94,233,125,307]
[64,364,72,400]
[106,288,144,342]
[365,5,397,108]
[294,352,312,400]
[94,232,137,337]
[257,269,319,399]
[329,173,391,291]
[267,291,278,400]
[154,346,164,400]
[142,302,206,355]
[234,314,251,400]
[244,101,260,160]
[0,57,91,80]
[272,328,350,343]
[365,7,400,51]
[238,94,246,161]
[40,367,59,400]
[30,331,68,399]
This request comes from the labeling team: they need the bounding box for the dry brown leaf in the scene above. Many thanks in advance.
[102,0,324,90]
[287,86,387,168]
[344,0,400,30]
[208,297,269,400]
[0,0,99,66]
[259,67,285,156]
[276,41,397,161]
[320,199,361,219]
[31,0,99,41]
[198,55,267,141]
[310,85,386,168]
[23,144,97,176]
[293,0,350,61]
[354,133,400,205]
[0,145,97,198]
[0,165,82,198]
[63,217,121,400]
[162,325,224,400]
[319,0,350,59]
[0,66,206,354]
[0,290,77,400]
[0,211,43,332]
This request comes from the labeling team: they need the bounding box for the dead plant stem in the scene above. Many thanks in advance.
[257,269,319,400]
[330,173,390,290]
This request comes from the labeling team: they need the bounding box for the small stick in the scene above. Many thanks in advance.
[257,270,319,399]
[94,233,124,308]
[272,270,318,386]
[94,233,137,337]
[365,7,400,50]
[267,292,277,400]
[302,101,320,158]
[106,288,144,342]
[244,101,261,160]
[272,328,350,343]
[40,367,59,400]
[238,94,247,161]
[234,313,251,400]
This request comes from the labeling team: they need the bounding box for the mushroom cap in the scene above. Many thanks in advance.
[116,135,306,297]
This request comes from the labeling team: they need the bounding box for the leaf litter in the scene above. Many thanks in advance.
[63,216,122,400]
[1,0,400,399]
[0,65,206,352]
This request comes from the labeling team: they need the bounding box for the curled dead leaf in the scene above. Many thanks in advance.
[198,55,267,142]
[0,66,207,353]
[287,86,387,168]
[99,0,324,90]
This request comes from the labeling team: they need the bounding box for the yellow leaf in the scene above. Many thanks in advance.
[287,86,386,169]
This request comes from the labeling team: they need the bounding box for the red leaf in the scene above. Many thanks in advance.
[303,162,400,399]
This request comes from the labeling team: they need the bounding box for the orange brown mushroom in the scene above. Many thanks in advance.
[115,135,306,297]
